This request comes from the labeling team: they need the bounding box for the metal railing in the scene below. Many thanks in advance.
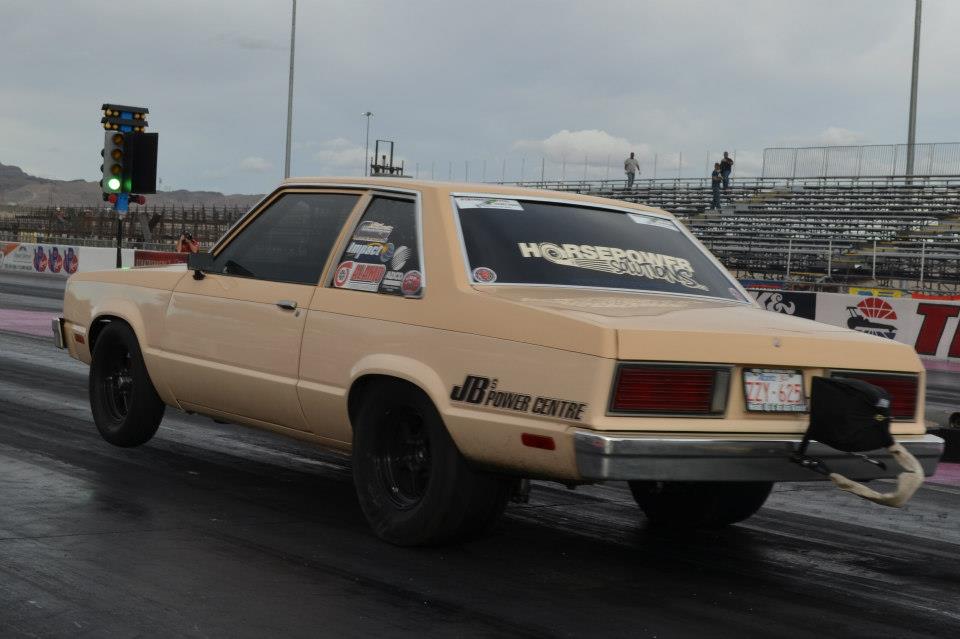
[761,143,960,179]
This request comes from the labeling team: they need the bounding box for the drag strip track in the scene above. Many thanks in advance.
[1,330,959,638]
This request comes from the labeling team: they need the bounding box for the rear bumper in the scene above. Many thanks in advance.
[574,431,944,481]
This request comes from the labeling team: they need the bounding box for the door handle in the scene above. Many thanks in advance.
[275,300,298,310]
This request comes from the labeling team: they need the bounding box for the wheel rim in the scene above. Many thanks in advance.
[100,345,134,422]
[373,406,431,510]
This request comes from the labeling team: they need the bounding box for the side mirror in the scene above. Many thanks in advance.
[187,252,214,280]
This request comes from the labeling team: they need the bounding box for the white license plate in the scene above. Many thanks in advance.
[743,369,807,412]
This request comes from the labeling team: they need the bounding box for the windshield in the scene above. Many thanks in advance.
[454,197,742,301]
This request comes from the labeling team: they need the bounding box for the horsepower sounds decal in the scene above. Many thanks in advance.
[517,242,707,291]
[450,374,588,421]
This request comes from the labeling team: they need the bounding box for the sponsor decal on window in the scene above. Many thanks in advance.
[516,242,707,291]
[401,270,422,297]
[346,241,387,259]
[380,270,405,292]
[352,220,393,243]
[333,260,386,291]
[450,374,588,421]
[390,245,411,271]
[472,266,497,283]
[456,197,524,211]
[627,213,679,231]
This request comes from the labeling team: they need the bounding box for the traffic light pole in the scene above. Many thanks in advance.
[114,192,129,268]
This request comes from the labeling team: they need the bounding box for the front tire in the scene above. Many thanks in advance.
[89,322,165,447]
[629,481,773,529]
[352,379,513,546]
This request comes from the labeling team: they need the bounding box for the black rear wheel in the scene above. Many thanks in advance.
[629,481,773,529]
[352,379,513,546]
[89,322,165,447]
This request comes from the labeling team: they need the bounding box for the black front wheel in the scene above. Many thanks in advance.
[352,379,514,546]
[629,481,773,529]
[89,322,165,447]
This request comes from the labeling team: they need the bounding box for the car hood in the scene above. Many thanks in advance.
[473,286,922,371]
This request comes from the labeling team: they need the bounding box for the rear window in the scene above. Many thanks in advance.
[454,197,741,301]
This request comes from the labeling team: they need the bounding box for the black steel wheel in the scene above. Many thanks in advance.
[89,322,165,447]
[629,481,773,529]
[372,406,431,510]
[352,379,514,546]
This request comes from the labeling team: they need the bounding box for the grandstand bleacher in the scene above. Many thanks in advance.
[3,176,959,292]
[513,176,960,293]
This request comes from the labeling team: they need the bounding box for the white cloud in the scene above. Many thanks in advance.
[313,138,407,176]
[239,156,272,173]
[512,129,651,165]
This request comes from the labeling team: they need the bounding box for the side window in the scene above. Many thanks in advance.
[212,193,359,285]
[330,196,422,297]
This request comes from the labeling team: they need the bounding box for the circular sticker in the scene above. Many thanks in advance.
[401,270,422,297]
[472,267,497,283]
[379,242,395,263]
[333,261,354,288]
[391,245,411,271]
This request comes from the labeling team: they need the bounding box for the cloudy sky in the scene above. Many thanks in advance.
[2,0,957,192]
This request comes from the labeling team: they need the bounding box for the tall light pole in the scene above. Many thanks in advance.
[362,112,373,176]
[283,0,297,179]
[906,0,922,177]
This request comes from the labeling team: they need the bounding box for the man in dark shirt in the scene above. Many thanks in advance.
[710,163,722,210]
[720,151,734,189]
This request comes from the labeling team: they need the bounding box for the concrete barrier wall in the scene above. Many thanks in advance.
[751,290,960,371]
[1,242,136,277]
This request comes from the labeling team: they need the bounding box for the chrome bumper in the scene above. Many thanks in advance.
[574,431,944,482]
[52,317,66,349]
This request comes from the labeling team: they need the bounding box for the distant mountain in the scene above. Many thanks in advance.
[0,162,263,209]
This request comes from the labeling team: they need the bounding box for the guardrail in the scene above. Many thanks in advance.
[761,143,960,179]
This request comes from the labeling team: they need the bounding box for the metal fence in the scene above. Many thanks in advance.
[761,143,960,178]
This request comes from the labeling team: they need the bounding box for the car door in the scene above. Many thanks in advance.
[160,190,363,429]
[298,193,424,441]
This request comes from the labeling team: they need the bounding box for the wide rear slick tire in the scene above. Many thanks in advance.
[89,322,166,447]
[629,481,773,529]
[352,379,513,546]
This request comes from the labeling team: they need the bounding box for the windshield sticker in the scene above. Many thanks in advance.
[333,260,386,292]
[628,213,679,231]
[450,374,587,421]
[390,245,411,270]
[517,242,708,291]
[456,197,524,211]
[472,266,497,283]
[353,221,393,243]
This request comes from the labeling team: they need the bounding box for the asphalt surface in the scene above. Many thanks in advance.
[1,272,959,638]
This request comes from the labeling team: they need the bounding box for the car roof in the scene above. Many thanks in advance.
[279,176,670,217]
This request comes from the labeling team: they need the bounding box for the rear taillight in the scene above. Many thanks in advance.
[610,364,729,415]
[833,371,919,420]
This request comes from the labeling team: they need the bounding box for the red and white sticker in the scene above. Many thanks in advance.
[333,261,386,291]
[401,270,422,297]
[333,261,354,288]
[472,266,497,283]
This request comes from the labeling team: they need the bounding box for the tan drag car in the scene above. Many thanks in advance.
[55,178,943,545]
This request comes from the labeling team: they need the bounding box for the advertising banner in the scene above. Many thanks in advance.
[1,242,79,277]
[751,289,960,370]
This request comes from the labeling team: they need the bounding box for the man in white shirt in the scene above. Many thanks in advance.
[624,152,640,189]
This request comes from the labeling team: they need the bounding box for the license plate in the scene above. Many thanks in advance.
[743,369,807,412]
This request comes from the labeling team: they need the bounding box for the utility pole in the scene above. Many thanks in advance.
[906,0,922,177]
[362,112,373,176]
[283,0,297,179]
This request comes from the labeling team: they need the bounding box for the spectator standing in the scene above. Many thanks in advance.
[720,151,734,189]
[710,163,722,210]
[175,232,200,254]
[624,152,640,189]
